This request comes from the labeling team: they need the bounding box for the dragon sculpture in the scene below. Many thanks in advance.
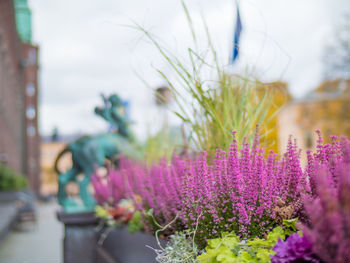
[54,94,138,212]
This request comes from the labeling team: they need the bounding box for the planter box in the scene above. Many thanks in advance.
[57,211,165,263]
[57,211,99,263]
[97,226,165,263]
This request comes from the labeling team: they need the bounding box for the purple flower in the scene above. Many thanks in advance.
[272,233,319,263]
[92,128,350,251]
[301,136,350,263]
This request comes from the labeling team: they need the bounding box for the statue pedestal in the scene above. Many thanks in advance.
[57,211,99,263]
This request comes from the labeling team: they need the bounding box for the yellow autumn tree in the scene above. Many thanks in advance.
[297,79,350,144]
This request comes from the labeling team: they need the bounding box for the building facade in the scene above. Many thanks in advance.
[0,0,40,192]
[22,43,40,192]
[278,79,350,164]
[0,0,26,174]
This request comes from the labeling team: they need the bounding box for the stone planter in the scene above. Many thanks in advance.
[57,211,164,263]
[57,211,99,263]
[97,226,165,263]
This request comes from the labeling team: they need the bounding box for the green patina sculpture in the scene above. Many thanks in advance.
[54,94,138,213]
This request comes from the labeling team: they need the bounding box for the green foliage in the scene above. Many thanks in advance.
[282,218,298,235]
[153,230,201,263]
[197,222,298,263]
[95,205,112,220]
[0,164,27,191]
[142,126,184,165]
[127,210,143,234]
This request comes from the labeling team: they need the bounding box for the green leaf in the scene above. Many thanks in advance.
[282,218,298,232]
[127,211,143,234]
[146,208,154,217]
[256,249,273,263]
[95,206,110,219]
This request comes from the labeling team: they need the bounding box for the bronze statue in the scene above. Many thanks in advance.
[54,94,138,212]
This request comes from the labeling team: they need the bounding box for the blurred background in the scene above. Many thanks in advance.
[0,0,349,262]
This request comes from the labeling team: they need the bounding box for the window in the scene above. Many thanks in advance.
[27,125,36,136]
[26,106,36,119]
[26,83,35,96]
[28,49,37,65]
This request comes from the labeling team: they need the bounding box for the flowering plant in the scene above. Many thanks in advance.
[301,135,350,263]
[181,131,306,245]
[94,130,308,244]
[91,167,126,206]
[271,233,319,263]
[95,199,135,225]
[92,130,350,263]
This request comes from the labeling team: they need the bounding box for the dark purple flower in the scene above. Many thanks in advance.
[272,233,319,263]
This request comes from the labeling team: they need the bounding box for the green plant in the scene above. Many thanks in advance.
[128,210,143,233]
[152,230,201,263]
[197,219,298,263]
[0,164,28,191]
[132,1,276,159]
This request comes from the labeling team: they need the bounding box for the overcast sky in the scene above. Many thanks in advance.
[29,0,350,138]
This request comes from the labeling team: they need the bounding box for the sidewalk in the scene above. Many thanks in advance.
[0,202,62,263]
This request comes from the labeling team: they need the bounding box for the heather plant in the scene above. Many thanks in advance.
[104,157,187,233]
[91,166,126,206]
[181,131,306,246]
[92,129,350,256]
[305,130,345,197]
[98,130,308,244]
[300,135,350,263]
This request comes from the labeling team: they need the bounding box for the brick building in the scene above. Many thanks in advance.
[0,0,40,192]
[22,42,40,192]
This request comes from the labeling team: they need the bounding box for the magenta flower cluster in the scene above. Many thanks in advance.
[121,157,186,228]
[92,130,350,256]
[301,134,350,263]
[181,132,306,240]
[92,157,187,230]
[93,131,308,239]
[91,166,126,206]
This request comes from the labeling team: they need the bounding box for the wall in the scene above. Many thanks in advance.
[0,0,26,174]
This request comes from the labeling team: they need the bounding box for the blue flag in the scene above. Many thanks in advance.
[230,2,242,64]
